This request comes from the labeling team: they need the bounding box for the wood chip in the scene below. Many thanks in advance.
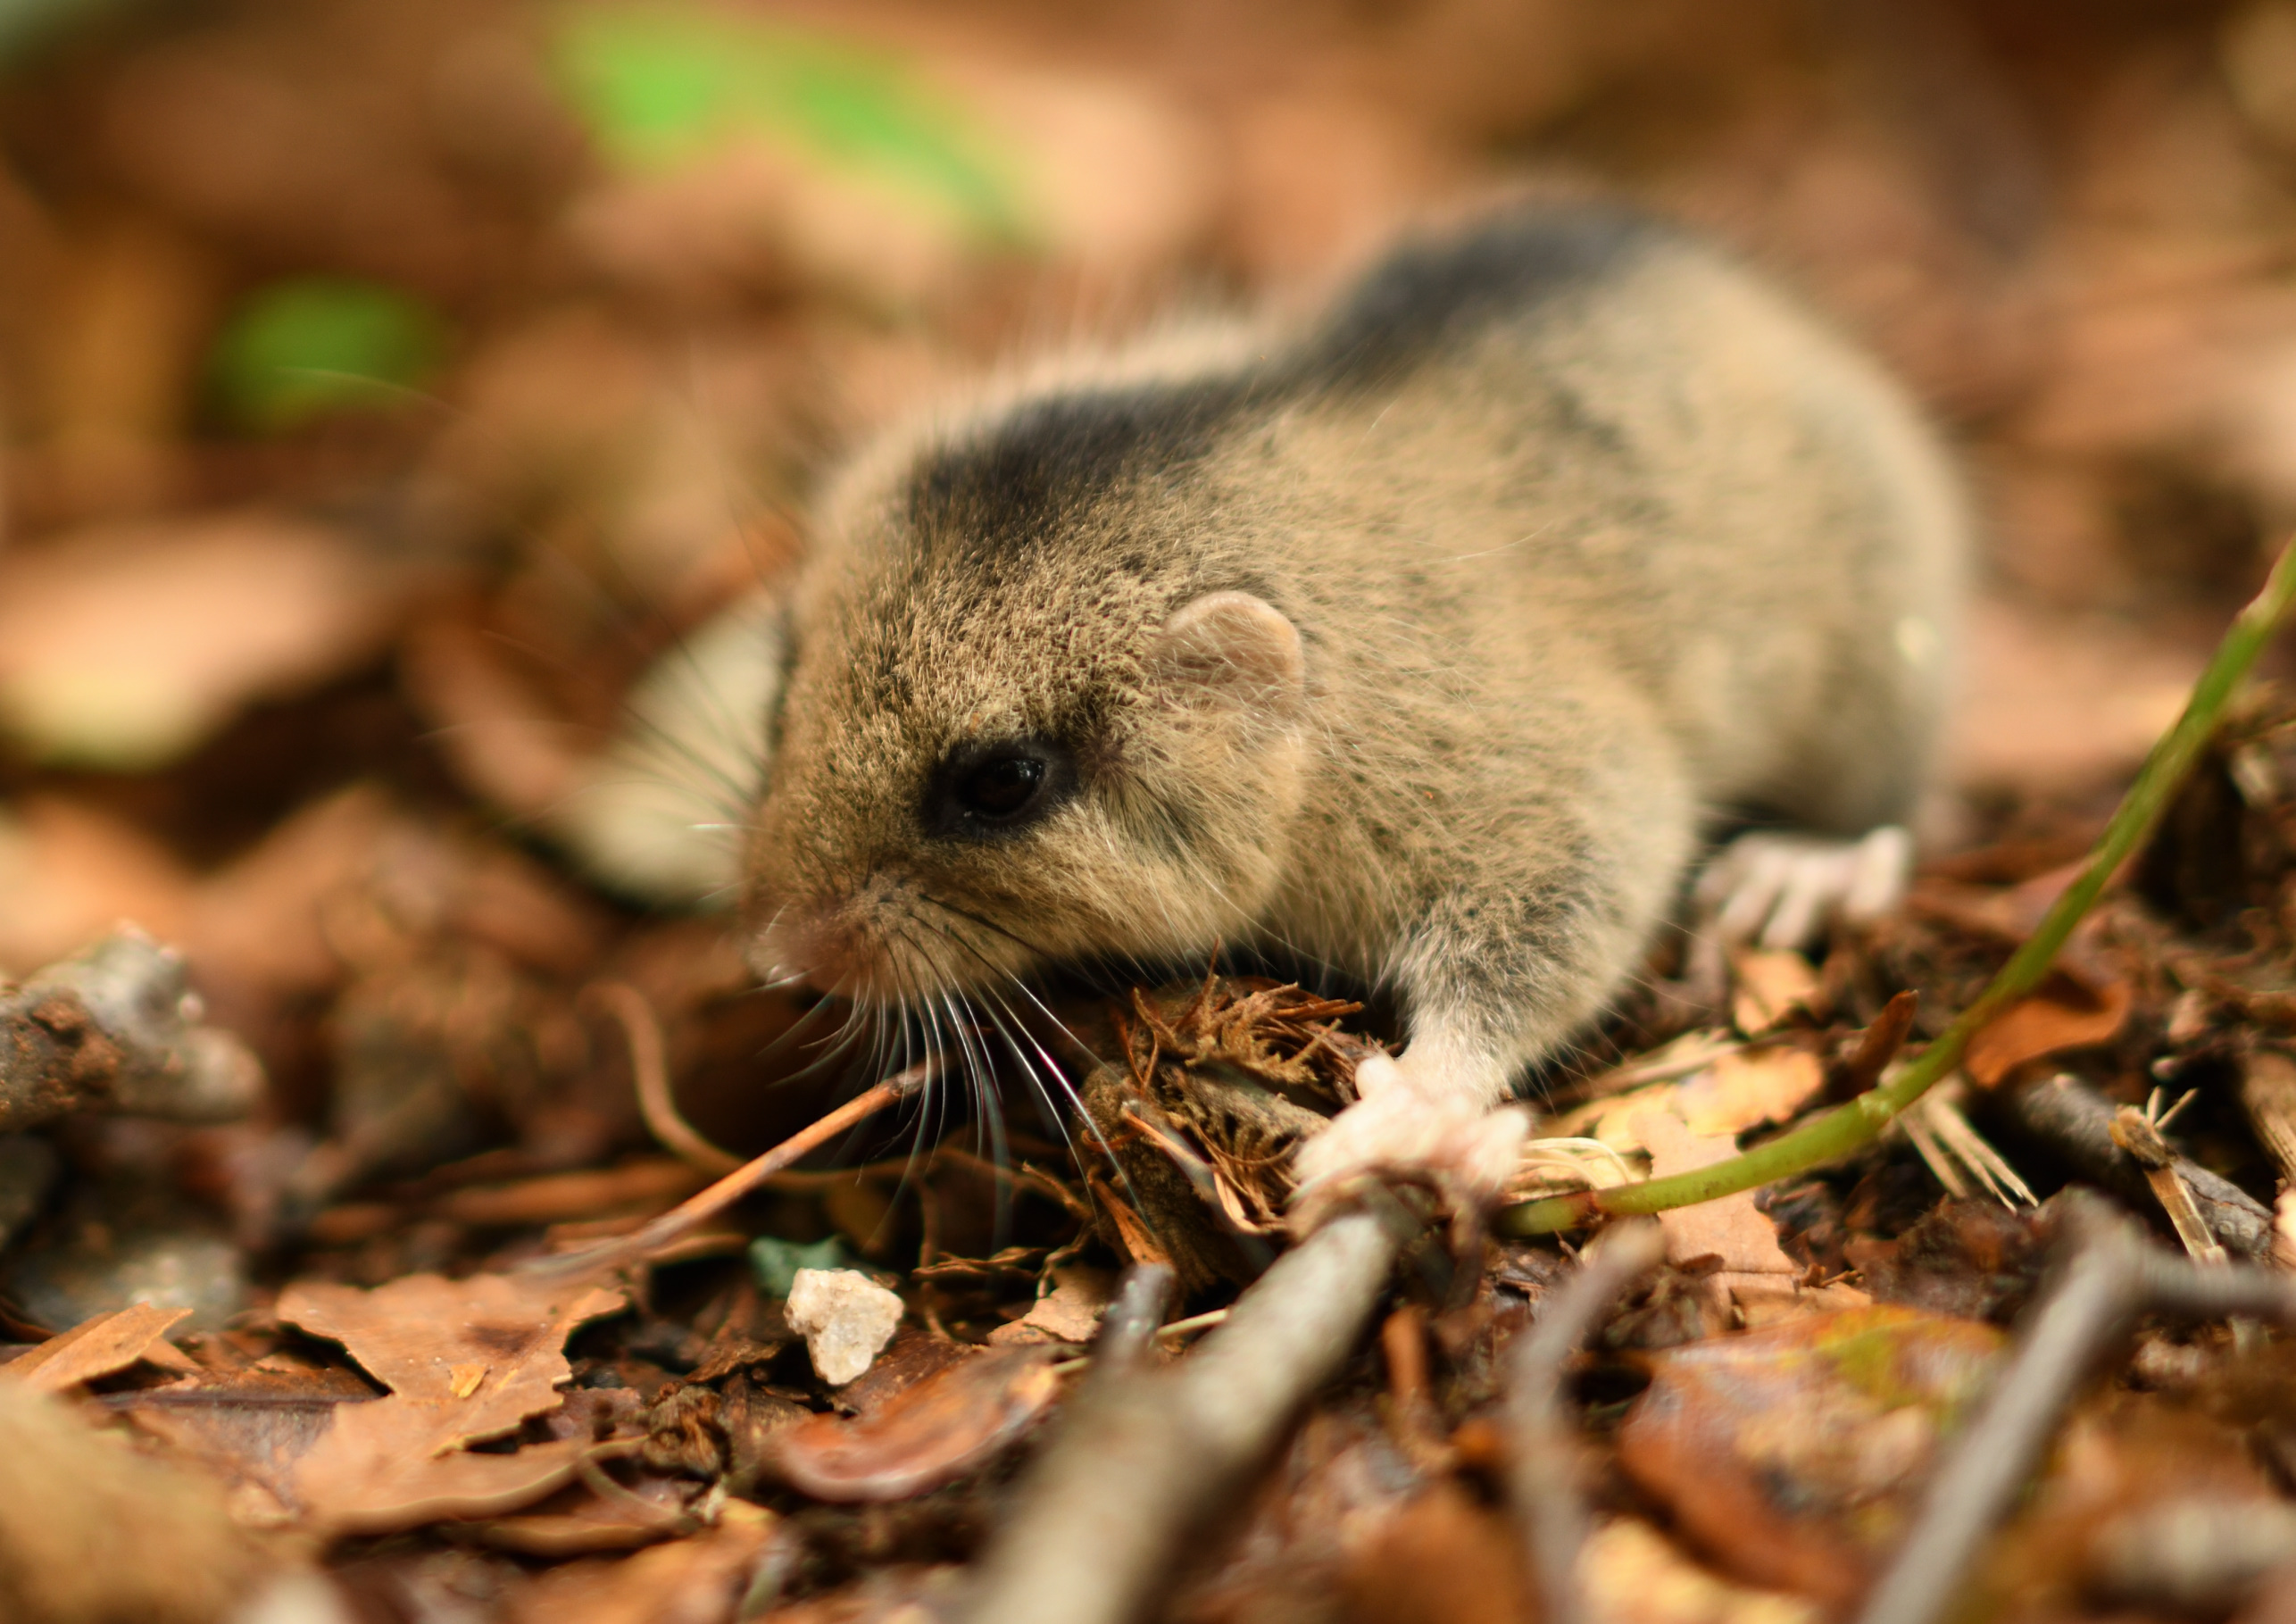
[4,1301,193,1394]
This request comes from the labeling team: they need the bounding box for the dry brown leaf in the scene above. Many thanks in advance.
[1335,1480,1532,1624]
[507,1503,779,1624]
[0,1380,278,1624]
[0,795,194,974]
[112,1361,381,1529]
[772,1345,1061,1503]
[1581,1519,1819,1624]
[1731,949,1821,1036]
[4,1301,192,1395]
[275,1271,625,1536]
[986,1266,1113,1346]
[1673,1048,1827,1139]
[181,786,400,1007]
[396,618,589,822]
[1964,973,2133,1087]
[295,1418,593,1537]
[474,1470,692,1558]
[1615,1306,2003,1604]
[0,512,408,770]
[1634,1105,1802,1309]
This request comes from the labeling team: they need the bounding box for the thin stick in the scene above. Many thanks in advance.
[1091,1265,1175,1383]
[1857,1195,2296,1624]
[522,1059,935,1279]
[586,981,742,1175]
[958,1204,1414,1624]
[1502,537,2296,1237]
[1508,1222,1667,1624]
[2003,1074,2272,1258]
[1152,1307,1229,1343]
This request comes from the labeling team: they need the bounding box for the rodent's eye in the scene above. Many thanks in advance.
[928,738,1072,837]
[960,754,1044,817]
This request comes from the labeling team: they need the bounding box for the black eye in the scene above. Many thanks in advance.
[928,738,1072,837]
[960,753,1044,817]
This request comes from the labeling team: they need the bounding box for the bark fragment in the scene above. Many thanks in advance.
[0,929,261,1131]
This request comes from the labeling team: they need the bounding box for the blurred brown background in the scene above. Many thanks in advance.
[0,0,2291,976]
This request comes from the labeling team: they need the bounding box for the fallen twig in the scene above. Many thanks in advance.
[586,980,743,1176]
[0,929,262,1130]
[2112,1103,2228,1263]
[1507,1221,1667,1624]
[2238,1047,2296,1187]
[1857,1193,2296,1624]
[1502,537,2296,1235]
[1090,1263,1175,1384]
[958,1203,1416,1624]
[1152,1307,1229,1343]
[2000,1073,2272,1259]
[523,1059,936,1280]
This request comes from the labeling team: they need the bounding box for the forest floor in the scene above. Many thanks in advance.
[8,1,2296,1621]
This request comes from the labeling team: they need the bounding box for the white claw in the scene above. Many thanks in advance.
[1703,824,1916,952]
[1842,824,1915,924]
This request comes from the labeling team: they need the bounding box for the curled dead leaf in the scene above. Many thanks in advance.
[1964,972,2133,1087]
[771,1344,1061,1502]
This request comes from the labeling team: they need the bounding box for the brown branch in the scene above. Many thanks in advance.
[585,980,741,1176]
[1507,1221,1667,1624]
[524,1059,936,1280]
[958,1203,1418,1624]
[1998,1074,2272,1259]
[1857,1194,2296,1624]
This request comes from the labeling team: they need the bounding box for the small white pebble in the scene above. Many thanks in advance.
[785,1267,904,1386]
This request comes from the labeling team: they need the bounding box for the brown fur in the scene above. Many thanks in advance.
[742,204,1967,1107]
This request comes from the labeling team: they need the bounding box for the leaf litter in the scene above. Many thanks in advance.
[18,1,2296,1621]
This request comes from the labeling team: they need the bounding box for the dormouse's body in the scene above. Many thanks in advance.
[743,205,1965,1181]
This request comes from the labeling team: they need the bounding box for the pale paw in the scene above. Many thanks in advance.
[1289,1052,1531,1228]
[1693,824,1913,951]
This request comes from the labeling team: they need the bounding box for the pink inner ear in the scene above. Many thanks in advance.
[1157,589,1305,702]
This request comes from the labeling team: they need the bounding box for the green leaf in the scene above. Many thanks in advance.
[749,1234,854,1299]
[209,278,447,432]
[549,4,1036,246]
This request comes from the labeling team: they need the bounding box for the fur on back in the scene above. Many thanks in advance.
[743,204,1966,1094]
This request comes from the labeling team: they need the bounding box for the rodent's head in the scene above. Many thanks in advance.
[741,390,1312,1011]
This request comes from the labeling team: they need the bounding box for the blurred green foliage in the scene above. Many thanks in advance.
[551,4,1036,246]
[0,0,130,67]
[750,1233,857,1297]
[208,278,447,431]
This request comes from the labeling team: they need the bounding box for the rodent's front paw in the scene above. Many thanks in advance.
[1288,1053,1530,1229]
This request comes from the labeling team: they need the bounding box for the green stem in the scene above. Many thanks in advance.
[1497,537,2296,1237]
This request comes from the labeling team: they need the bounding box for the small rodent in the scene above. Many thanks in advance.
[741,203,1966,1193]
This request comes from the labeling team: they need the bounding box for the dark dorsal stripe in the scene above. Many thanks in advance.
[902,204,1668,564]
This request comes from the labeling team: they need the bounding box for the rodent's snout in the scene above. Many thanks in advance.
[743,899,891,1002]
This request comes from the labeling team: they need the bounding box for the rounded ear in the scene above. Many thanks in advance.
[1152,590,1305,711]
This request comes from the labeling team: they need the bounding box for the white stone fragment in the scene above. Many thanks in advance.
[785,1267,904,1386]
